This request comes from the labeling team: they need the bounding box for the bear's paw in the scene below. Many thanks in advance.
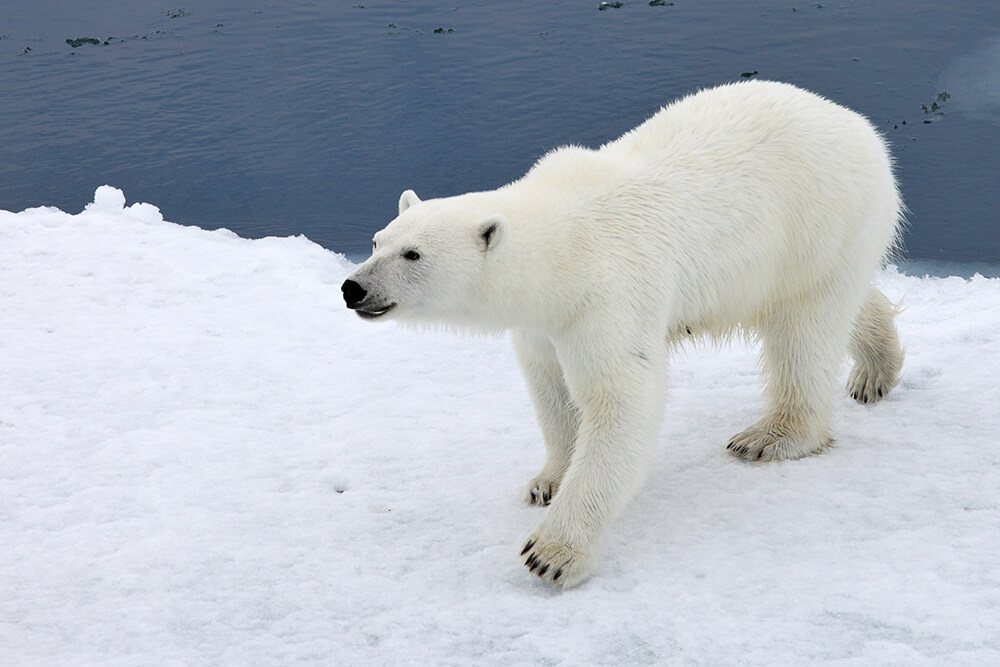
[519,533,597,588]
[726,420,832,462]
[846,362,898,405]
[522,474,562,506]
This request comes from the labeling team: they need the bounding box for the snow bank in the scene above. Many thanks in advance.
[2,188,998,665]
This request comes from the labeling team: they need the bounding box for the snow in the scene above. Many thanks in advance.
[2,187,998,665]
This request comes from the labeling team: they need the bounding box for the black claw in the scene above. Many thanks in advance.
[756,450,764,461]
[542,491,551,504]
[727,440,735,449]
[553,568,562,581]
[521,540,535,556]
[877,388,883,398]
[538,564,549,576]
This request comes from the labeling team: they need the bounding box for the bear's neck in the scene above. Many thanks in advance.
[463,179,594,333]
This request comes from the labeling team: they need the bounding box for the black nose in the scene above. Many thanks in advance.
[341,279,367,308]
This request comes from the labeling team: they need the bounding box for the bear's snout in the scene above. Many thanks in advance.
[341,279,367,309]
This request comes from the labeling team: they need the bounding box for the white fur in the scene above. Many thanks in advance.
[343,80,905,588]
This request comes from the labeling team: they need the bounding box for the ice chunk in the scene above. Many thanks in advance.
[124,201,164,224]
[85,185,126,213]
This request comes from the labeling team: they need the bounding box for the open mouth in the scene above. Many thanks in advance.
[355,303,396,320]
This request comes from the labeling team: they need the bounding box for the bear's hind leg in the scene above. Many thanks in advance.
[728,283,860,462]
[846,286,903,404]
[513,331,580,506]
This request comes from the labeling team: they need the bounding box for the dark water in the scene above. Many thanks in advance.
[2,1,999,264]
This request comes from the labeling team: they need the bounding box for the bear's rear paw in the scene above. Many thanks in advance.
[520,533,596,588]
[846,363,898,405]
[726,421,831,462]
[522,474,561,506]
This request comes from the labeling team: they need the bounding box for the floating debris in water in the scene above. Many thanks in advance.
[649,0,674,5]
[921,92,951,111]
[166,9,191,19]
[741,70,759,78]
[386,23,423,36]
[65,37,101,48]
[921,91,951,123]
[136,29,171,40]
[599,1,624,10]
[433,27,454,34]
[889,92,951,131]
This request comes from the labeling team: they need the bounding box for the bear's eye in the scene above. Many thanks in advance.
[403,250,420,261]
[372,238,378,250]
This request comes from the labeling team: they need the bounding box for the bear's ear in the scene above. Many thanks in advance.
[477,215,508,254]
[398,189,421,215]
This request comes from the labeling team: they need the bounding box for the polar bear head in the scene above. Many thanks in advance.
[341,190,509,324]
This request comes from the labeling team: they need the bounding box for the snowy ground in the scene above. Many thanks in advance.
[2,188,998,665]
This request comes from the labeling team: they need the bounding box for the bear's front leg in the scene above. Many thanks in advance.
[513,330,581,506]
[520,337,668,587]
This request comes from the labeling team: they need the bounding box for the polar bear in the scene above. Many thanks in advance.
[342,80,904,588]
